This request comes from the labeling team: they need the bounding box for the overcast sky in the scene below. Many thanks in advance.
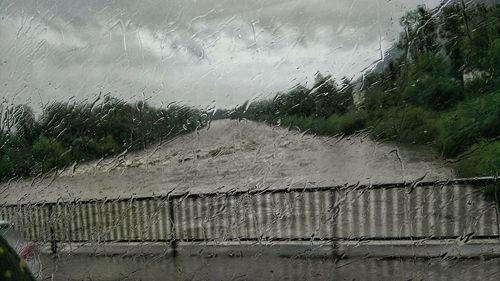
[0,0,444,110]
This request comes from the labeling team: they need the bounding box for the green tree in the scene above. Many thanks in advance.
[311,74,353,117]
[403,55,463,110]
[31,137,71,173]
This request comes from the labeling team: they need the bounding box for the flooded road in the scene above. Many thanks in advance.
[39,253,500,281]
[1,120,454,204]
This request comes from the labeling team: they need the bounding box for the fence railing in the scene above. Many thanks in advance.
[1,177,499,253]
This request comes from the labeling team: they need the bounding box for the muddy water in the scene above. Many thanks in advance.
[0,120,453,204]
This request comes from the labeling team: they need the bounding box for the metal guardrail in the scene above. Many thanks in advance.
[0,177,499,253]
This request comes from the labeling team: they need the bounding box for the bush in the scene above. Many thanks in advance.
[97,135,121,156]
[278,110,368,136]
[0,136,33,179]
[369,106,437,144]
[31,137,73,173]
[280,116,318,133]
[403,55,464,110]
[70,137,99,161]
[324,111,369,135]
[463,139,500,204]
[457,140,500,177]
[464,73,493,99]
[435,91,500,157]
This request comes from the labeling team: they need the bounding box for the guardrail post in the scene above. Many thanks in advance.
[168,196,177,256]
[496,202,500,239]
[48,204,57,254]
[330,188,340,258]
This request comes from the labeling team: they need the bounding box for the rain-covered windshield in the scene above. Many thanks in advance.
[0,0,499,280]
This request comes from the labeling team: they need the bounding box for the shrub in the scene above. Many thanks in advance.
[97,135,122,156]
[369,106,436,144]
[0,136,33,179]
[325,111,369,135]
[464,73,493,99]
[70,137,99,160]
[459,140,500,204]
[457,140,500,177]
[403,55,464,111]
[435,91,500,157]
[31,137,72,172]
[278,110,368,136]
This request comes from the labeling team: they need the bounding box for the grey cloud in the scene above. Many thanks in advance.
[0,0,442,109]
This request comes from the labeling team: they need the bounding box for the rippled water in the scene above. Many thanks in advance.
[1,120,453,204]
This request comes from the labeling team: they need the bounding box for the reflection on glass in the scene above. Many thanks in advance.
[0,0,499,280]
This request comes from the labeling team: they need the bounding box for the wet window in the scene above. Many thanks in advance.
[0,0,499,280]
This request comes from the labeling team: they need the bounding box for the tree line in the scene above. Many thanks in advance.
[0,96,205,181]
